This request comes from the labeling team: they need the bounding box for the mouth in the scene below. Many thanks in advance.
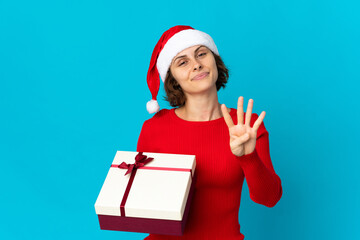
[192,72,209,80]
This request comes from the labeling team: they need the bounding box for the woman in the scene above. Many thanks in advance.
[137,25,283,240]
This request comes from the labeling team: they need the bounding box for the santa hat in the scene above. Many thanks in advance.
[146,25,219,114]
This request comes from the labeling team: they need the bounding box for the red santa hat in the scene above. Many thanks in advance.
[146,25,219,114]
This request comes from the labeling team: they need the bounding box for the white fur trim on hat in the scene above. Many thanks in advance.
[156,29,219,82]
[146,99,160,114]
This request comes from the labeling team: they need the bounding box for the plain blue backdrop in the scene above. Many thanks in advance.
[1,0,359,239]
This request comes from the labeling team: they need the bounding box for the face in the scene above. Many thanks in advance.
[169,45,218,95]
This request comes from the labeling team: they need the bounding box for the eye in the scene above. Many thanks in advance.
[179,60,187,66]
[178,52,206,66]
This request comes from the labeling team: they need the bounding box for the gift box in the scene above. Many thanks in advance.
[94,151,197,236]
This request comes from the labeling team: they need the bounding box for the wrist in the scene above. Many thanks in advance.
[235,149,255,158]
[235,149,258,163]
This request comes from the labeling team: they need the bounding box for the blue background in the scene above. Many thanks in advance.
[1,0,359,239]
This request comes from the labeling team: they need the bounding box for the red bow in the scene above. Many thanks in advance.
[118,152,154,176]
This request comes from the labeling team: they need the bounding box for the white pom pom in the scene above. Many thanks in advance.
[146,99,160,114]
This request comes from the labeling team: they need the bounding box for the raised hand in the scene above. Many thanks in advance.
[221,96,266,157]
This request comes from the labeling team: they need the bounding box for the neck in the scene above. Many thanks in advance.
[176,86,228,121]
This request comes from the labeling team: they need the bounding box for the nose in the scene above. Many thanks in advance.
[193,61,202,71]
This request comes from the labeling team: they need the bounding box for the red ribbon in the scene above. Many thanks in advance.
[110,152,192,217]
[116,152,154,176]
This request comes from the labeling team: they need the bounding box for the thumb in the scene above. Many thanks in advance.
[231,133,250,146]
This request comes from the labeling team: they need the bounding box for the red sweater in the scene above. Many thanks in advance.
[136,108,283,240]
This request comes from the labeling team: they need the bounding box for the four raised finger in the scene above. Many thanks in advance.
[224,98,265,132]
[221,104,234,128]
[252,111,266,131]
[237,96,244,125]
[245,99,253,127]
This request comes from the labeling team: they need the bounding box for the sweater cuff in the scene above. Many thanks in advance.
[235,149,262,169]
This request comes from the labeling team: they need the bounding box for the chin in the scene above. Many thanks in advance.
[188,82,217,94]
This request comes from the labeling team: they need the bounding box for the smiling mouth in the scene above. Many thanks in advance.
[192,72,209,80]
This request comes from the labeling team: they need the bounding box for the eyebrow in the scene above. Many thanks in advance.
[172,45,206,64]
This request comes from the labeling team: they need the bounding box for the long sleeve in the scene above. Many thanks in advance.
[236,114,283,208]
[133,108,281,239]
[136,120,152,153]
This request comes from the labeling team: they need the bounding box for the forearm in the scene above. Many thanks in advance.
[237,132,283,207]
